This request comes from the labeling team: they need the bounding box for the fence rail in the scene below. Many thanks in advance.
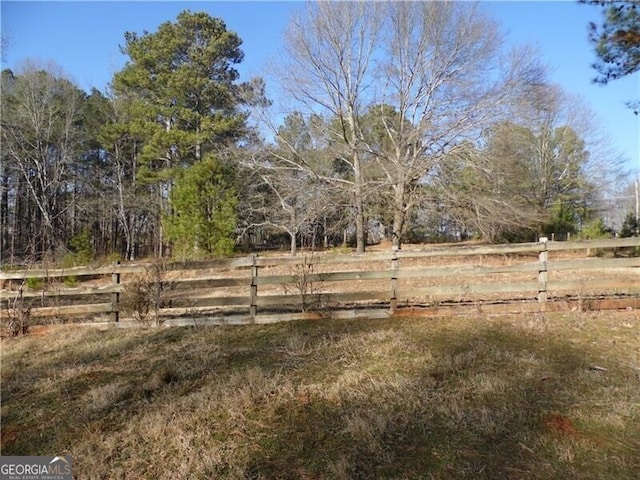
[1,237,639,328]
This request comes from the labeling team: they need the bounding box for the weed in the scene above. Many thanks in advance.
[2,282,31,336]
[120,260,175,326]
[25,277,43,291]
[282,253,326,312]
[329,245,351,255]
[62,276,78,287]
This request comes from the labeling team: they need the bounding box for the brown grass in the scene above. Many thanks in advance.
[2,311,640,479]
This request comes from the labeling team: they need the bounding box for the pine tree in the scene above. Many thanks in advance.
[583,1,640,112]
[164,155,237,259]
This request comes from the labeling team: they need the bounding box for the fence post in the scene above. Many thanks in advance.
[390,246,399,313]
[111,261,120,323]
[538,237,548,312]
[250,254,258,321]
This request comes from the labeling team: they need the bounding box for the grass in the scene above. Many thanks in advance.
[1,312,639,479]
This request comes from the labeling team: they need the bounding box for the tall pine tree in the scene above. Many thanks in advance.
[109,10,265,256]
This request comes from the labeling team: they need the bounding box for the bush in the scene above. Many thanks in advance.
[63,276,79,287]
[98,252,123,266]
[620,212,639,238]
[120,262,174,326]
[25,277,43,290]
[68,229,93,265]
[578,218,609,240]
[164,155,238,260]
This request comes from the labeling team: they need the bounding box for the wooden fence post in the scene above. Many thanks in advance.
[111,262,121,323]
[250,254,258,321]
[390,247,399,313]
[538,237,548,312]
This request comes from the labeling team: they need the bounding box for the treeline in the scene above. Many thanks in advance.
[1,5,636,265]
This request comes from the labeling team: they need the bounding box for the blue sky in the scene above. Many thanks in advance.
[1,1,638,172]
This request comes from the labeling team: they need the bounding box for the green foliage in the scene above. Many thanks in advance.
[164,155,238,259]
[97,252,124,267]
[620,211,639,237]
[111,10,264,184]
[25,278,43,291]
[546,201,578,236]
[586,1,640,83]
[82,88,114,146]
[583,0,640,111]
[544,197,598,239]
[68,228,93,266]
[579,217,610,240]
[63,276,79,288]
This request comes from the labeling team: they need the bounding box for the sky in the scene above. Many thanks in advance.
[1,0,638,173]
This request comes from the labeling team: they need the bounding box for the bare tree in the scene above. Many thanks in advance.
[271,1,384,253]
[364,1,546,248]
[268,1,545,249]
[438,84,627,241]
[257,168,331,256]
[97,93,148,261]
[243,114,338,256]
[1,61,85,259]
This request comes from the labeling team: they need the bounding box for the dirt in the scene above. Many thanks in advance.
[542,413,579,437]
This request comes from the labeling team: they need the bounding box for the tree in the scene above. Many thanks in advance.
[112,10,255,171]
[245,112,338,255]
[272,1,384,253]
[485,122,594,239]
[438,86,602,242]
[94,91,152,260]
[164,155,237,259]
[437,136,543,242]
[605,178,640,232]
[271,1,544,250]
[111,10,264,254]
[583,0,640,112]
[367,1,544,248]
[73,88,115,258]
[1,62,86,260]
[620,211,639,236]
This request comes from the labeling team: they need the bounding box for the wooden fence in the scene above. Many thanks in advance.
[1,237,639,329]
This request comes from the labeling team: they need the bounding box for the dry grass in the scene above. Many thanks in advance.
[2,311,640,479]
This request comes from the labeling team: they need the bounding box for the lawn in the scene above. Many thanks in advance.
[1,311,639,479]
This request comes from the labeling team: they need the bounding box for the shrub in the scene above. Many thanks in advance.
[68,228,93,265]
[25,277,43,290]
[120,261,174,326]
[578,218,609,240]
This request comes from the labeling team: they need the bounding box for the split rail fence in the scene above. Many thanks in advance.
[1,237,639,329]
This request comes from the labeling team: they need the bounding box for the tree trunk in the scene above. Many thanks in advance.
[0,172,8,262]
[353,150,366,253]
[323,216,329,249]
[392,185,407,250]
[311,222,317,251]
[129,213,137,261]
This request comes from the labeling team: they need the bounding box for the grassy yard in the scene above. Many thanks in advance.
[1,312,639,479]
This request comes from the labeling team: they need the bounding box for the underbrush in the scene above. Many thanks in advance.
[1,312,639,479]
